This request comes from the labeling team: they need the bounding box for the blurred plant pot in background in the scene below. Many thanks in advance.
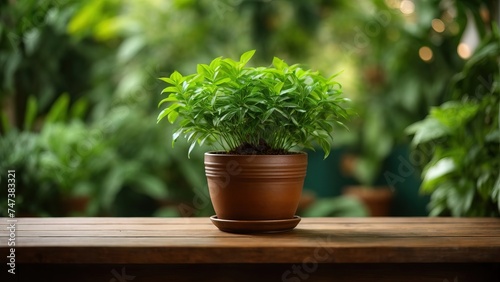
[343,186,393,216]
[62,196,90,216]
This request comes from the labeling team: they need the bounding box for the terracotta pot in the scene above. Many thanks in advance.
[343,186,393,217]
[205,152,307,220]
[340,153,358,177]
[62,196,90,216]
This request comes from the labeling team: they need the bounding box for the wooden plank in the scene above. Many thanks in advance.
[5,237,500,263]
[12,217,210,224]
[2,221,499,238]
[1,217,500,264]
[7,234,500,247]
[12,217,500,224]
[7,222,500,231]
[4,218,500,235]
[0,228,500,239]
[11,244,500,264]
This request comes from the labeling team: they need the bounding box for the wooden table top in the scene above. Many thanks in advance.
[1,217,500,264]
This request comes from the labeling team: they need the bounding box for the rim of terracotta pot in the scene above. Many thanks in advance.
[204,151,307,156]
[204,151,308,179]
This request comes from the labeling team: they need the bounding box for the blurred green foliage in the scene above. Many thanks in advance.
[407,27,500,216]
[301,196,368,217]
[345,0,496,185]
[0,0,498,217]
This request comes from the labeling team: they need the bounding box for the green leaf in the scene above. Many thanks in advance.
[239,50,256,66]
[215,77,231,85]
[493,174,500,212]
[187,140,197,158]
[159,77,175,85]
[327,70,343,82]
[45,93,70,124]
[167,111,179,124]
[272,57,287,70]
[407,118,450,146]
[117,36,145,63]
[209,57,222,69]
[70,98,89,120]
[477,172,492,200]
[485,130,500,142]
[422,158,455,192]
[317,138,331,159]
[23,96,37,131]
[197,64,213,78]
[172,128,183,147]
[335,121,349,131]
[133,176,168,200]
[101,167,126,211]
[1,112,11,133]
[431,101,479,129]
[273,82,284,94]
[198,134,212,147]
[161,86,179,94]
[157,104,180,123]
[280,85,298,95]
[158,95,179,107]
[170,71,183,84]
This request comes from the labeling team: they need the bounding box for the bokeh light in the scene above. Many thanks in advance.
[400,0,415,15]
[457,43,472,59]
[419,46,433,62]
[431,19,445,33]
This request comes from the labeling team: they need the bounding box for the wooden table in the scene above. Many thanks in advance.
[1,217,499,282]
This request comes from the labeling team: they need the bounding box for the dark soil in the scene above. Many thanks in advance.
[228,139,292,155]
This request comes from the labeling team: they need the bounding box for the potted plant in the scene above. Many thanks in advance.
[157,50,351,232]
[340,152,394,217]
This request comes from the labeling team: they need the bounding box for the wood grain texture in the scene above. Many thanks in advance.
[1,217,500,264]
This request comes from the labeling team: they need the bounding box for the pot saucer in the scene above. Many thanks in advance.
[210,215,301,234]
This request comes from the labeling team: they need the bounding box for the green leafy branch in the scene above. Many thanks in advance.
[157,50,352,157]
